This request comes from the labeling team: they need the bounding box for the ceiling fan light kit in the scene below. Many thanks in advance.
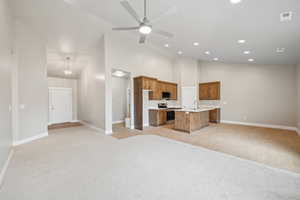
[113,0,174,44]
[139,24,152,35]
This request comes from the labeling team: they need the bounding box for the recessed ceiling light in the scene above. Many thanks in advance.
[193,42,199,46]
[238,40,246,44]
[113,70,126,77]
[164,44,169,48]
[230,0,242,4]
[205,51,211,55]
[64,70,72,75]
[276,47,285,53]
[248,58,255,62]
[213,58,219,61]
[243,51,251,54]
[178,51,183,55]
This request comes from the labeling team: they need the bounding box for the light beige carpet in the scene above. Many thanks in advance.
[1,126,300,200]
[112,123,300,173]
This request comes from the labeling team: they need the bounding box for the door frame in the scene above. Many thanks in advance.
[48,87,73,125]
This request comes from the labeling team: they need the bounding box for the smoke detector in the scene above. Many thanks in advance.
[280,12,293,22]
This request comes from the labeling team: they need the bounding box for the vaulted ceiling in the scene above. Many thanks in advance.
[10,0,300,76]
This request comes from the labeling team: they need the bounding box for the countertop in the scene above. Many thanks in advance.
[148,107,182,111]
[176,106,219,113]
[149,106,220,112]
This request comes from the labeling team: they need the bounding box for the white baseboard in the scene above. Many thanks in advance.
[143,123,149,127]
[71,120,80,123]
[112,120,125,124]
[0,150,14,187]
[13,132,48,146]
[221,120,297,131]
[79,121,106,134]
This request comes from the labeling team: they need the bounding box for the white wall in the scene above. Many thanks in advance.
[297,64,300,132]
[199,61,297,127]
[173,57,199,105]
[13,19,48,142]
[78,37,106,130]
[0,0,13,174]
[112,76,129,123]
[106,33,175,81]
[105,32,177,131]
[47,77,78,121]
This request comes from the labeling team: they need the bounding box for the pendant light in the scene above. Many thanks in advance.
[64,57,72,75]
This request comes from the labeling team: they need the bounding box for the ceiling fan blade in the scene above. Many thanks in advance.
[139,34,147,44]
[153,29,174,38]
[120,0,141,23]
[151,6,177,24]
[112,27,140,31]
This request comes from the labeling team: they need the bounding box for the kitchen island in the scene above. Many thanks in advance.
[174,107,218,133]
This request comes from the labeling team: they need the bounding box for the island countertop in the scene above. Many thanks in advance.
[176,106,220,113]
[149,106,219,112]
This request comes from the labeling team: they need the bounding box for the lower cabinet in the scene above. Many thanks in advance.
[149,110,167,126]
[209,108,221,123]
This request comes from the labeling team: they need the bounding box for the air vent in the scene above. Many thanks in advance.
[276,48,285,53]
[280,11,293,22]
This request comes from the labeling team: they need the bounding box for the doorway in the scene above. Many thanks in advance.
[111,69,131,132]
[48,87,73,125]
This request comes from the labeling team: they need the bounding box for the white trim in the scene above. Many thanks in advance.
[221,120,297,131]
[112,120,124,124]
[80,121,107,134]
[0,150,13,187]
[71,120,80,123]
[13,132,48,146]
[297,129,300,135]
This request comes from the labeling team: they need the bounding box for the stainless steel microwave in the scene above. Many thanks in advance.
[162,92,171,99]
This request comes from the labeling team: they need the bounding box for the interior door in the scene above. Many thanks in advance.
[49,88,73,125]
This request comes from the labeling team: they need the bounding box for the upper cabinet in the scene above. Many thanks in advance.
[199,81,220,100]
[135,76,178,100]
[158,81,178,100]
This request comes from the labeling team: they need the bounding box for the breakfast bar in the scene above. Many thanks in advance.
[174,108,215,133]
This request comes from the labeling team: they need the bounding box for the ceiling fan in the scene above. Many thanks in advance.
[113,0,174,44]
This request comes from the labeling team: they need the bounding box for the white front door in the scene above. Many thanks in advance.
[49,88,73,125]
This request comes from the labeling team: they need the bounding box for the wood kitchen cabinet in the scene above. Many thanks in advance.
[158,81,178,100]
[134,76,178,130]
[149,109,167,126]
[175,111,210,133]
[209,108,220,123]
[199,81,220,100]
[141,76,157,91]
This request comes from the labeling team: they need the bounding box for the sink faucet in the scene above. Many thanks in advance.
[193,100,199,109]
